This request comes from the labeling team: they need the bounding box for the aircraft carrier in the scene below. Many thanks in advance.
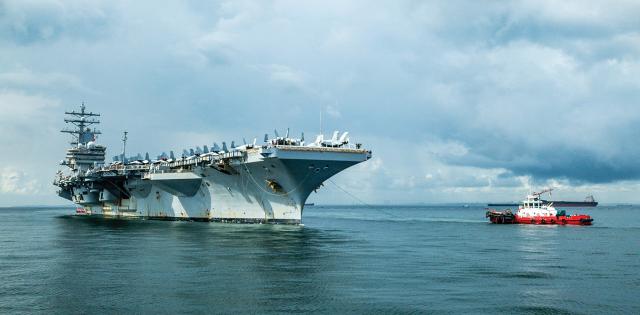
[53,104,371,224]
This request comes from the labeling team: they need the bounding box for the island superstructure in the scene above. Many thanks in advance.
[54,104,371,224]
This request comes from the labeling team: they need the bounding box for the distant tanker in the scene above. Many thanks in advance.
[488,195,598,208]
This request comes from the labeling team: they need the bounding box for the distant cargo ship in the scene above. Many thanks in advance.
[488,194,597,208]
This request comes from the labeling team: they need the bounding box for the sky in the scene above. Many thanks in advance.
[1,0,640,206]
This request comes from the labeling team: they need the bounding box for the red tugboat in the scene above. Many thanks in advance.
[486,189,593,225]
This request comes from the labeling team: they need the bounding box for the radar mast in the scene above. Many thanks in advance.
[61,102,102,146]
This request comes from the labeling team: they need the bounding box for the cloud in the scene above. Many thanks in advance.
[0,67,88,92]
[0,167,40,195]
[1,1,640,205]
[0,0,113,44]
[0,90,60,125]
[325,104,341,118]
[428,40,640,183]
[256,64,308,91]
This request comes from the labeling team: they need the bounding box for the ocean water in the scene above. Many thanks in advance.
[0,205,638,314]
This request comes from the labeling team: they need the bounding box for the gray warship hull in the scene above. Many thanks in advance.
[62,147,369,224]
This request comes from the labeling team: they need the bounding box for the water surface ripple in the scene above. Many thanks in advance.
[0,205,638,314]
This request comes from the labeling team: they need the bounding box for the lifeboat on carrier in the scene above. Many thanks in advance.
[486,189,593,226]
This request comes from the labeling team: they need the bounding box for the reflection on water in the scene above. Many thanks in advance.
[46,216,348,313]
[0,206,639,313]
[510,226,562,311]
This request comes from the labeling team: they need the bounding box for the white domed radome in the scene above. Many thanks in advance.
[87,141,96,148]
